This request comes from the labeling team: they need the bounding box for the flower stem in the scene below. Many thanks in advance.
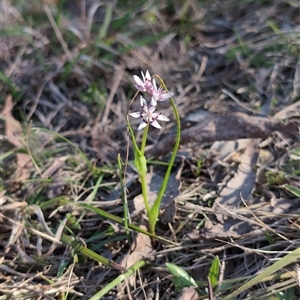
[149,75,181,235]
[141,124,149,155]
[140,124,150,215]
[127,120,150,218]
[140,171,151,216]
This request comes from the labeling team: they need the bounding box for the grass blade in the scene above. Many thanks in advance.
[89,260,146,300]
[223,247,300,299]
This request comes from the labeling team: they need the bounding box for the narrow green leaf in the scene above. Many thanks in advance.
[118,154,129,234]
[166,263,198,290]
[89,260,146,300]
[208,256,220,288]
[61,234,126,272]
[283,184,300,197]
[57,260,69,277]
[97,2,113,40]
[223,247,300,300]
[79,203,176,245]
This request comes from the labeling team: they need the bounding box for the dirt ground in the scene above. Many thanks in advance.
[1,0,300,299]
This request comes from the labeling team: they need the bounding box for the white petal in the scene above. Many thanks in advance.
[140,112,147,119]
[150,97,157,107]
[149,105,156,114]
[151,120,161,129]
[134,85,146,92]
[140,96,147,107]
[152,78,158,91]
[133,75,145,91]
[138,121,148,130]
[129,112,141,118]
[157,114,169,121]
[145,70,151,81]
[133,75,142,83]
[158,92,173,101]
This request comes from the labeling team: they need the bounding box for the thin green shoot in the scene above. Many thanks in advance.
[196,157,203,177]
[118,154,130,235]
[60,233,126,272]
[97,2,113,40]
[89,260,146,300]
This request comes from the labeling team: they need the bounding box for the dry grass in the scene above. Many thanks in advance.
[1,0,300,299]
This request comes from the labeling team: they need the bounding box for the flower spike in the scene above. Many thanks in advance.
[133,70,153,93]
[129,96,169,130]
[133,70,173,102]
[151,79,174,104]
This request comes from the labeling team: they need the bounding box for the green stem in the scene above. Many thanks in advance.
[140,170,151,216]
[140,124,150,215]
[149,76,181,235]
[127,120,150,217]
[141,124,149,155]
[127,120,141,155]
